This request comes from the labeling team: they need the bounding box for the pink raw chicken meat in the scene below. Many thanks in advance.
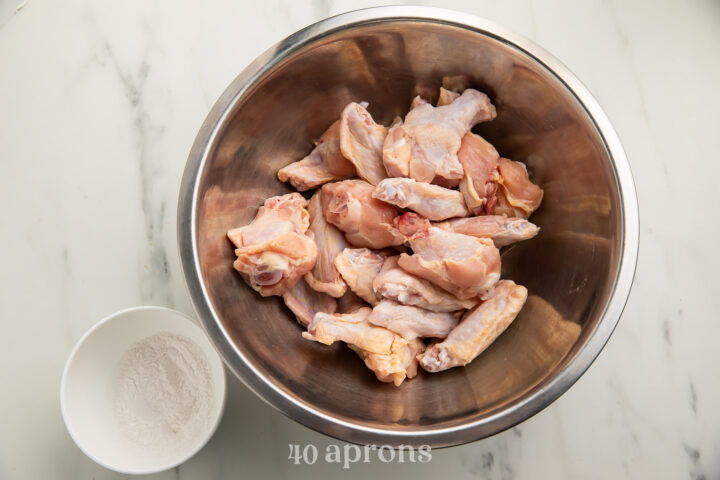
[339,102,389,186]
[436,215,539,247]
[395,212,501,299]
[302,308,407,355]
[373,256,478,313]
[417,280,528,372]
[458,132,500,215]
[493,157,544,218]
[382,88,497,185]
[333,247,392,305]
[373,177,469,221]
[321,179,403,249]
[227,192,318,296]
[277,120,355,191]
[436,87,460,106]
[349,339,425,386]
[368,300,459,340]
[304,192,348,298]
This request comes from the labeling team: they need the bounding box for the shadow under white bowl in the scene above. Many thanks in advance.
[60,306,226,475]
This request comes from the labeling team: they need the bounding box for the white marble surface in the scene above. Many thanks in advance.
[1,0,718,478]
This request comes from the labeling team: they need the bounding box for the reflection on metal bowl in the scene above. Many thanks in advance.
[178,6,638,447]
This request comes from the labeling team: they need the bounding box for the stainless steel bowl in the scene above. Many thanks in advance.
[178,6,638,447]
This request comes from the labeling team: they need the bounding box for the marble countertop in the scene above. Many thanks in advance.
[1,0,718,478]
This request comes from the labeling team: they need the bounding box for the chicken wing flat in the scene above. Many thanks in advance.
[494,157,544,218]
[458,132,500,215]
[304,192,347,297]
[277,121,355,191]
[321,179,403,249]
[417,280,528,372]
[373,178,469,221]
[368,300,459,340]
[435,215,539,247]
[382,88,497,184]
[227,193,318,296]
[372,256,477,312]
[282,278,338,326]
[350,338,425,386]
[334,247,392,305]
[395,213,501,299]
[339,102,389,185]
[302,308,406,355]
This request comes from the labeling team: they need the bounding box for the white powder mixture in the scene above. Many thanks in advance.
[112,332,214,455]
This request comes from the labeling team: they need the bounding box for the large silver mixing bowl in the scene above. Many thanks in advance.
[178,6,639,447]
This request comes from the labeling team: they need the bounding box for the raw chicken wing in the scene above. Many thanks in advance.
[282,278,337,326]
[277,121,355,190]
[334,248,391,305]
[373,178,469,221]
[304,192,347,297]
[350,339,425,386]
[382,88,497,184]
[436,215,539,247]
[396,213,501,299]
[410,96,429,110]
[227,193,317,296]
[368,300,459,340]
[321,179,403,249]
[373,256,478,312]
[494,157,544,218]
[417,280,528,372]
[302,308,406,355]
[457,132,500,215]
[436,87,460,106]
[339,102,389,185]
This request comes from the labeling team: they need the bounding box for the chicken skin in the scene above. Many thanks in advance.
[372,256,478,312]
[339,102,389,185]
[494,157,544,218]
[302,308,406,355]
[282,278,337,326]
[227,193,318,296]
[417,280,528,372]
[436,87,459,107]
[321,179,403,249]
[457,132,500,215]
[368,300,459,340]
[395,213,501,299]
[373,178,469,221]
[277,120,355,191]
[435,215,539,247]
[409,96,429,110]
[304,192,347,297]
[350,338,425,386]
[333,248,391,305]
[382,88,497,184]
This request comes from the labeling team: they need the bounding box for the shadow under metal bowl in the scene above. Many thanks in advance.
[178,6,639,447]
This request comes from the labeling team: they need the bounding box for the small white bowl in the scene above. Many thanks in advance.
[60,306,226,475]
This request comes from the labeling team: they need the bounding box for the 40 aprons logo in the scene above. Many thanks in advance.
[288,443,432,469]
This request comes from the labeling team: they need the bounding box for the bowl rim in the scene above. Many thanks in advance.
[177,5,639,447]
[59,305,227,474]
